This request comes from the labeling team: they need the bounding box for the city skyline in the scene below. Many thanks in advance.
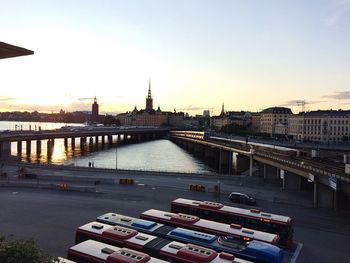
[1,0,350,115]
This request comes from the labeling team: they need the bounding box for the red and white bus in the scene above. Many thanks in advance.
[75,221,251,263]
[140,209,280,246]
[171,198,293,248]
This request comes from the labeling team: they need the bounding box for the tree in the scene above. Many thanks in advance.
[0,236,58,263]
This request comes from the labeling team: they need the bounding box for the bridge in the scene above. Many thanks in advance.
[0,126,168,157]
[169,131,350,211]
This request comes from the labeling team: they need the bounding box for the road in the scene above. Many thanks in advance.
[0,164,349,262]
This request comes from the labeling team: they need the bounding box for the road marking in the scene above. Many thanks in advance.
[12,192,18,194]
[138,184,145,186]
[290,242,303,263]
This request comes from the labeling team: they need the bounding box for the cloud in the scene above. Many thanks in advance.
[322,91,350,100]
[0,102,91,113]
[279,100,324,107]
[326,0,350,26]
[0,96,16,101]
[176,105,209,112]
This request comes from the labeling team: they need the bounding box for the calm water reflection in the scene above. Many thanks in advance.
[13,139,216,174]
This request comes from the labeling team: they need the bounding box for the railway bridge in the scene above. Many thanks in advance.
[170,132,350,211]
[0,126,168,158]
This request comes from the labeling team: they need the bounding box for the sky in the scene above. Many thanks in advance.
[1,0,350,115]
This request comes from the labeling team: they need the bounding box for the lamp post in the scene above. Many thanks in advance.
[218,148,222,203]
[115,139,118,170]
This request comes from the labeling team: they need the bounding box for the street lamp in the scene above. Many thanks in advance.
[115,140,118,170]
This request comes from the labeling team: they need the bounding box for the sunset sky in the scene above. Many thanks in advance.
[1,0,350,115]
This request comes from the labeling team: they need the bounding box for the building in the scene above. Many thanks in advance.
[91,97,99,122]
[288,110,350,143]
[288,114,304,141]
[250,112,261,132]
[260,107,292,136]
[211,110,251,130]
[116,82,185,127]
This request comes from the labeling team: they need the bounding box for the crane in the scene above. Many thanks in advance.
[295,100,307,113]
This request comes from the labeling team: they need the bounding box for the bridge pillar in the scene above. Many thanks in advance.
[313,181,318,208]
[333,190,337,211]
[204,147,216,166]
[95,136,99,145]
[26,140,31,155]
[71,137,75,149]
[249,154,253,177]
[64,138,68,148]
[47,139,54,156]
[17,141,22,154]
[108,135,113,145]
[89,137,94,147]
[282,170,286,189]
[80,137,85,149]
[218,150,231,174]
[236,155,250,174]
[231,152,237,175]
[318,183,334,209]
[0,141,11,158]
[101,135,105,146]
[228,152,232,175]
[36,140,41,155]
[263,164,267,180]
[218,149,222,174]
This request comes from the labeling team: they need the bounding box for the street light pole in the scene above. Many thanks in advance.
[116,143,118,170]
[218,148,222,203]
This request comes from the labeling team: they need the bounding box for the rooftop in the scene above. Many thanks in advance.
[0,41,34,59]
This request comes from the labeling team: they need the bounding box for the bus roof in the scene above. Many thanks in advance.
[172,198,292,224]
[69,240,166,263]
[141,209,279,245]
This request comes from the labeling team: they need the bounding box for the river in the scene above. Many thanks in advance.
[0,121,215,174]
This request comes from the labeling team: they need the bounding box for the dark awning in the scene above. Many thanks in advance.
[0,41,34,59]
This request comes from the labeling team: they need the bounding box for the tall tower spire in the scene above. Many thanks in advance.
[147,79,152,99]
[221,102,225,115]
[146,79,153,111]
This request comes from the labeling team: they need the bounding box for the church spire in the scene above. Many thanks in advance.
[221,102,225,115]
[146,79,153,111]
[147,79,152,99]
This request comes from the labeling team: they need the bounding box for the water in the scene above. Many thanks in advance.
[1,121,215,174]
[65,139,215,174]
[0,120,83,131]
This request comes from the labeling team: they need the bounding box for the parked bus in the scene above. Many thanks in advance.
[96,212,283,263]
[171,198,293,248]
[75,221,251,263]
[140,209,281,247]
[67,239,166,263]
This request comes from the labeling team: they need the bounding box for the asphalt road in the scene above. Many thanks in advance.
[1,167,350,262]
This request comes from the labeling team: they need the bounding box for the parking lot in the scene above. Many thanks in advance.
[1,164,350,262]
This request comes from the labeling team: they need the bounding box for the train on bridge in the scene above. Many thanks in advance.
[169,130,303,159]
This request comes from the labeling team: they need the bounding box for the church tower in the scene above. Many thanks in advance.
[146,79,153,112]
[220,102,225,116]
